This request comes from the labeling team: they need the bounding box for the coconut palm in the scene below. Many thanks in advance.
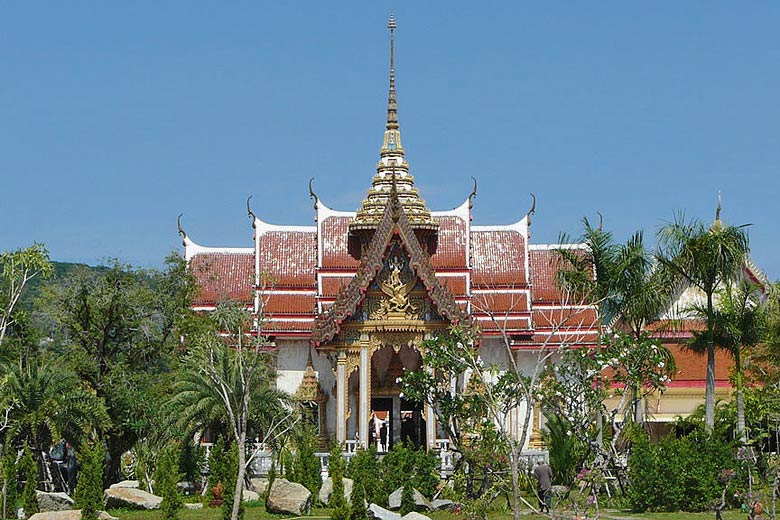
[657,207,750,433]
[688,280,764,443]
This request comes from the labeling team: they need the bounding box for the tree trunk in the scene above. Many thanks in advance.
[705,294,716,433]
[735,348,747,444]
[231,429,246,520]
[509,446,522,520]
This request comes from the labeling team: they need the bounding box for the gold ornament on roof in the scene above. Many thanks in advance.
[350,16,438,233]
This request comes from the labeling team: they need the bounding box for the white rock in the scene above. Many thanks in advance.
[104,487,162,510]
[318,477,353,505]
[367,503,401,520]
[28,510,117,520]
[35,492,74,512]
[109,480,139,489]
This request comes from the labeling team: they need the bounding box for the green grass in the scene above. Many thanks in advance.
[107,504,760,520]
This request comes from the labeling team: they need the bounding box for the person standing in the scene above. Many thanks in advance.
[533,460,553,513]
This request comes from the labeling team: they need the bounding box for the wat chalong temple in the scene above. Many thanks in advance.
[178,18,764,449]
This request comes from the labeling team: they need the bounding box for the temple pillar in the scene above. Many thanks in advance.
[529,401,545,449]
[359,344,370,448]
[336,352,347,444]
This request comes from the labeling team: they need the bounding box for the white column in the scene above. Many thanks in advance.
[426,402,436,450]
[336,352,346,444]
[359,346,369,448]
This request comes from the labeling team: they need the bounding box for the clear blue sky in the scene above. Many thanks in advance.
[2,2,779,279]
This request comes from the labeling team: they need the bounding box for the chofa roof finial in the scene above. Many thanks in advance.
[597,211,604,231]
[177,213,187,246]
[468,177,478,209]
[309,177,319,211]
[246,196,258,229]
[526,193,537,227]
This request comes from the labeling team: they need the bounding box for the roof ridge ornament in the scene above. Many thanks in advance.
[247,196,258,229]
[349,15,438,234]
[177,213,188,246]
[526,193,537,227]
[468,177,478,210]
[309,177,319,211]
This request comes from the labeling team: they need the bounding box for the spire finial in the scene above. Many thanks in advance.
[386,14,398,131]
[715,191,722,222]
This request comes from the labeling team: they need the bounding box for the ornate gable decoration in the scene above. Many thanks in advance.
[311,194,467,346]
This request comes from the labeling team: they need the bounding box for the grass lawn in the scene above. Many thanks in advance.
[107,504,759,520]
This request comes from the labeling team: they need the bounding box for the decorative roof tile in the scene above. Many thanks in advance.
[321,216,360,269]
[190,252,254,305]
[471,230,527,286]
[431,216,467,268]
[259,231,317,288]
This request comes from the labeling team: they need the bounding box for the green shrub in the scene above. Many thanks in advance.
[74,441,105,520]
[400,485,415,516]
[221,442,243,520]
[349,481,367,520]
[288,425,321,497]
[155,446,183,520]
[1,446,19,520]
[346,447,383,506]
[627,427,736,512]
[208,438,229,503]
[328,443,350,520]
[380,442,439,498]
[20,444,38,516]
[178,442,201,483]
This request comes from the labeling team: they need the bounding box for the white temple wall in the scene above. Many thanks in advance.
[275,339,337,438]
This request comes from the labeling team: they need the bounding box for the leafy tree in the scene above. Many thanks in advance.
[45,256,196,480]
[0,244,53,347]
[658,210,750,432]
[154,445,183,520]
[74,441,105,520]
[207,437,229,503]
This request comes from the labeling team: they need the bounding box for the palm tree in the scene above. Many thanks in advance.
[688,280,763,443]
[0,354,109,456]
[170,304,294,520]
[657,205,750,433]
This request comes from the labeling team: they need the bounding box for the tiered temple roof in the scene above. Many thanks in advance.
[180,17,599,350]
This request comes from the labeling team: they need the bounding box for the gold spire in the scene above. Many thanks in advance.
[350,15,437,233]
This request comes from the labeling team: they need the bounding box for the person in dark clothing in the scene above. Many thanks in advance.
[533,460,553,513]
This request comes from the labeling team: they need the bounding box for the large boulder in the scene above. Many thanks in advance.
[400,513,431,520]
[109,480,139,489]
[430,499,455,511]
[367,503,400,520]
[104,487,162,510]
[35,492,74,512]
[242,489,260,502]
[318,477,353,505]
[249,478,267,496]
[28,511,117,520]
[266,479,311,516]
[388,488,432,511]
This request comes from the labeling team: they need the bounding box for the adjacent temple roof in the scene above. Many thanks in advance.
[180,17,599,350]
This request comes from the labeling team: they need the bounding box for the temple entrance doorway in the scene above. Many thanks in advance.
[369,342,424,451]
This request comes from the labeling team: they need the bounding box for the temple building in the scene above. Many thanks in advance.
[178,18,764,449]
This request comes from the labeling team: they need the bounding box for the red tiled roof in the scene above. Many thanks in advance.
[262,293,316,315]
[533,307,599,329]
[321,276,354,297]
[431,216,467,268]
[262,319,314,333]
[529,249,564,303]
[665,343,732,383]
[191,252,254,305]
[259,231,316,288]
[472,292,529,314]
[437,275,468,297]
[321,216,360,269]
[471,230,527,286]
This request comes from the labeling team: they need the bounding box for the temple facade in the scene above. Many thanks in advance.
[178,18,759,450]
